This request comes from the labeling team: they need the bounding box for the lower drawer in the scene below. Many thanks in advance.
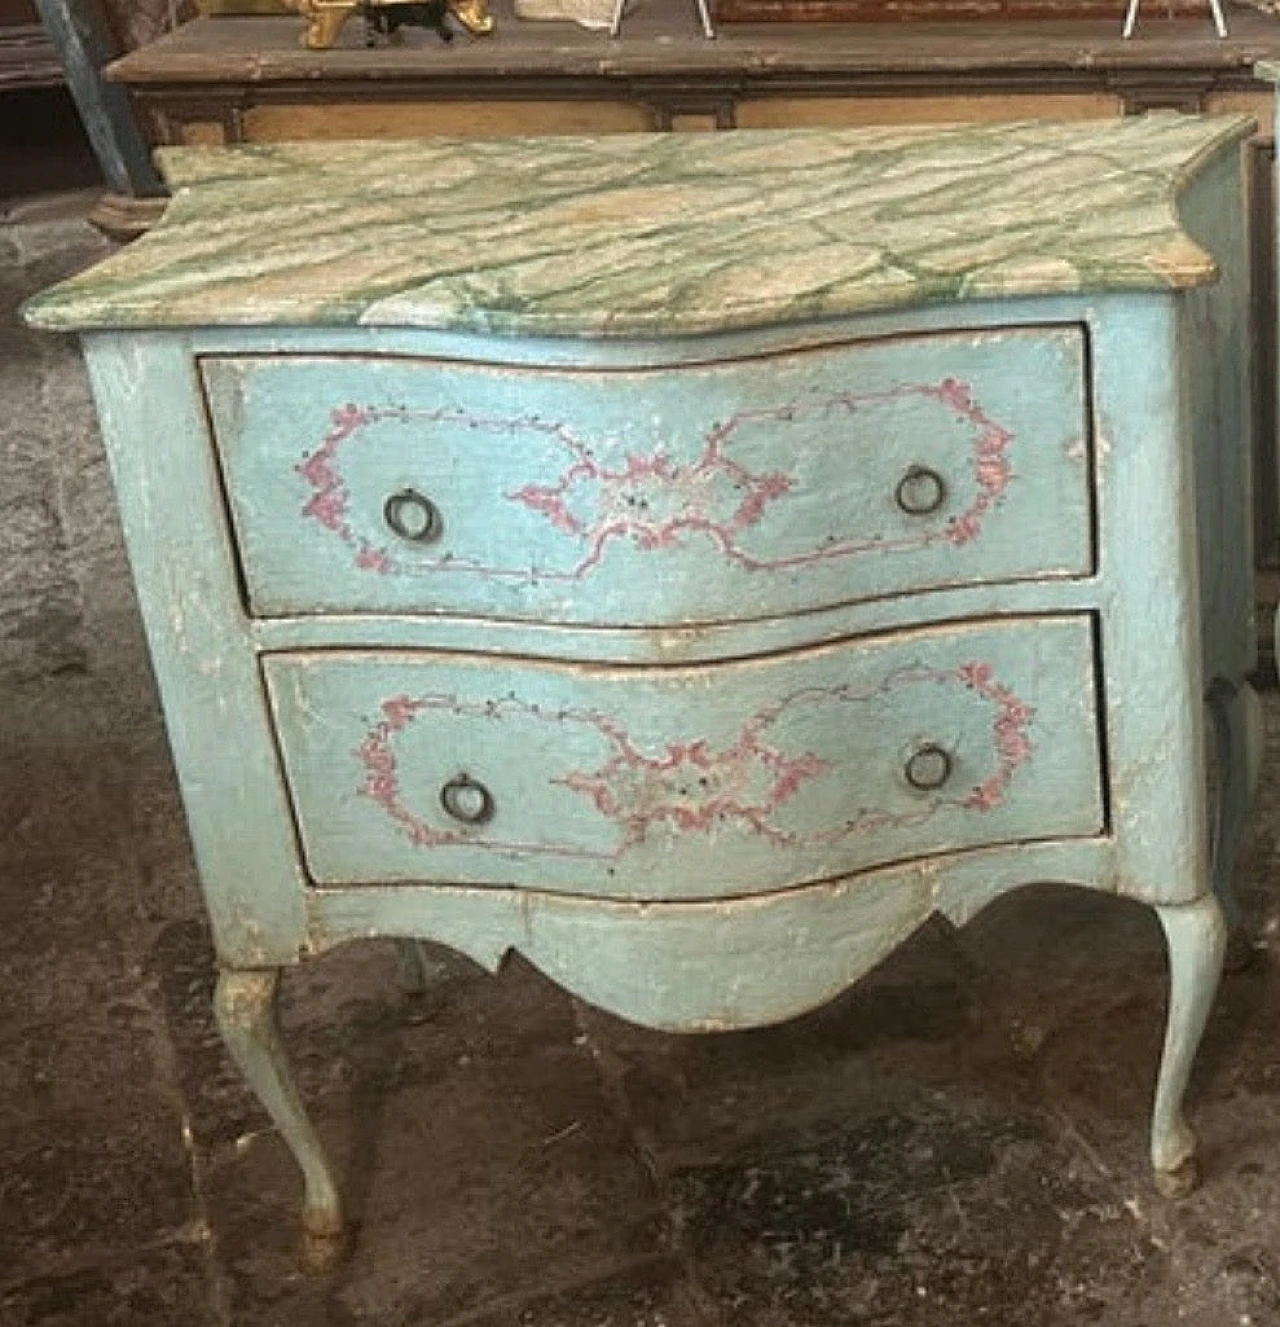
[263,615,1106,900]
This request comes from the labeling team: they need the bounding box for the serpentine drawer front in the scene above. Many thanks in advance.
[201,327,1093,624]
[263,615,1105,895]
[24,120,1260,1262]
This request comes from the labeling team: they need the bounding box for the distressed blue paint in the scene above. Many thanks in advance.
[30,119,1262,1248]
[201,328,1091,624]
[264,617,1103,895]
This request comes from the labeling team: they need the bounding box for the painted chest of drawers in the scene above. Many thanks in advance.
[25,116,1261,1264]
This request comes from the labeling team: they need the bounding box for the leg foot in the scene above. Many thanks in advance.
[302,1207,346,1273]
[1206,677,1262,957]
[1152,1154,1200,1200]
[393,939,451,1023]
[214,969,345,1264]
[1150,895,1225,1197]
[394,938,433,996]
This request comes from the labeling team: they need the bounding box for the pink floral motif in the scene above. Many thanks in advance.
[929,379,1014,547]
[354,660,1036,858]
[296,404,395,575]
[956,661,1035,810]
[509,380,1013,574]
[508,434,794,578]
[294,404,585,579]
[295,379,1014,580]
[552,713,832,848]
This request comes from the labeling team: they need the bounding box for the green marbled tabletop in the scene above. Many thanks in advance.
[23,114,1254,337]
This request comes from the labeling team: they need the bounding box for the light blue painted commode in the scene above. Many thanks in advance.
[24,115,1261,1264]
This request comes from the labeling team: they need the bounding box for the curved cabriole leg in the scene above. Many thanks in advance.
[1150,896,1226,1199]
[214,969,345,1269]
[1206,677,1263,969]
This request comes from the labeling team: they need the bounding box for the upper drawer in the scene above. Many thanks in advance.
[202,329,1092,625]
[263,614,1106,899]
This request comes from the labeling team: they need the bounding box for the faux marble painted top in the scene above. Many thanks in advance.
[24,114,1253,337]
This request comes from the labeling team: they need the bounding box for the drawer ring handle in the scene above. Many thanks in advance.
[440,774,495,826]
[904,744,952,792]
[384,488,443,544]
[895,465,946,517]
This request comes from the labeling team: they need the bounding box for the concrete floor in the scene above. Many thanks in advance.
[10,107,1280,1327]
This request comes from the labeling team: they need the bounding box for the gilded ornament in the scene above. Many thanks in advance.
[281,0,493,48]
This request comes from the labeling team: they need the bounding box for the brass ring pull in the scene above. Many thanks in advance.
[895,465,946,517]
[384,488,443,544]
[904,743,952,792]
[440,774,495,825]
